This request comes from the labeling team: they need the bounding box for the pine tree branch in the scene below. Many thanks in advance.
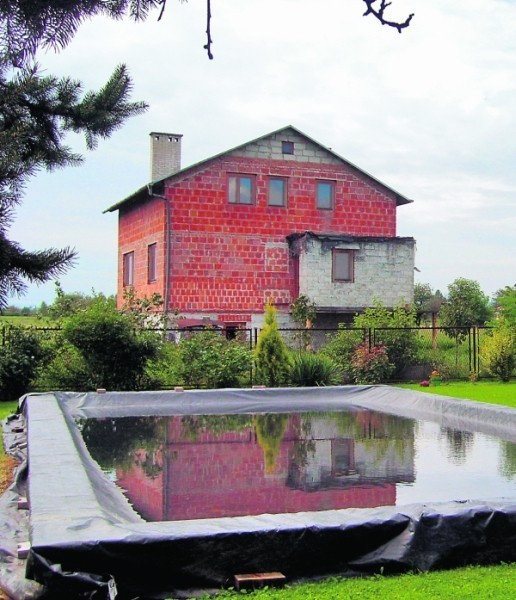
[0,234,76,308]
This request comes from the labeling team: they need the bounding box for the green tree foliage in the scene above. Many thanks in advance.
[254,301,292,387]
[145,340,183,389]
[47,282,97,321]
[0,0,147,309]
[482,318,515,382]
[0,326,42,400]
[290,294,317,350]
[290,294,317,326]
[413,283,445,325]
[353,300,419,377]
[440,278,493,343]
[35,339,93,391]
[62,295,159,390]
[1,1,170,66]
[493,285,516,326]
[322,327,365,383]
[179,330,252,389]
[121,287,167,328]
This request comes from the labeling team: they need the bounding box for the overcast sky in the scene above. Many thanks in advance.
[9,0,516,307]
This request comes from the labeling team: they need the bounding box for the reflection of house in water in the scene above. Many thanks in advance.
[287,416,415,492]
[115,411,415,522]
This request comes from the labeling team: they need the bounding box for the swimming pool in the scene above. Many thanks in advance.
[19,386,516,598]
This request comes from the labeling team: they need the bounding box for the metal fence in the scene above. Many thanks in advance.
[0,323,496,384]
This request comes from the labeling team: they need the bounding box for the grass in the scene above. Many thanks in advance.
[0,315,51,327]
[396,380,516,408]
[196,564,516,599]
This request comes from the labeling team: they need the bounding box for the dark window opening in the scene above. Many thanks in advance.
[147,243,157,283]
[123,251,134,287]
[282,141,294,155]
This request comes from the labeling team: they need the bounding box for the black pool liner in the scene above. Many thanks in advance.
[2,386,516,599]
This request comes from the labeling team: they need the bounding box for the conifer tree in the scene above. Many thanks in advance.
[0,5,147,308]
[254,301,292,387]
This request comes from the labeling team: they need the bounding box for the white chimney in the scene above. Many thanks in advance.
[150,132,183,181]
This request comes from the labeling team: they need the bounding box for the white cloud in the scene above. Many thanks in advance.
[7,0,516,306]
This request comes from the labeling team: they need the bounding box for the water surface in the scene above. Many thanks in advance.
[77,408,516,522]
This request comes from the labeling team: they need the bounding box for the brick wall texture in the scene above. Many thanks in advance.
[117,129,414,324]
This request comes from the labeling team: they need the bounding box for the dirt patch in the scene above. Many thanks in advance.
[0,455,18,494]
[0,455,20,600]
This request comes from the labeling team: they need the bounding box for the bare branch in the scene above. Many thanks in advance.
[203,0,214,60]
[363,0,414,33]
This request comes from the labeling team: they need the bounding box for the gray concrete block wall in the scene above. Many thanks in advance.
[299,238,415,308]
[230,131,342,165]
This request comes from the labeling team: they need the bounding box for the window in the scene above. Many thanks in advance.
[282,140,294,155]
[228,174,255,204]
[332,249,354,282]
[147,243,157,283]
[268,177,287,206]
[123,251,134,287]
[316,181,335,210]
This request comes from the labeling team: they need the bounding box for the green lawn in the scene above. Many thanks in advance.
[0,315,51,327]
[196,563,516,599]
[396,380,516,408]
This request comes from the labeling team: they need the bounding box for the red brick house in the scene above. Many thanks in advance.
[105,126,415,329]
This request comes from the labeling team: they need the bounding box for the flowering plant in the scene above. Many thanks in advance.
[419,380,430,387]
[429,370,441,385]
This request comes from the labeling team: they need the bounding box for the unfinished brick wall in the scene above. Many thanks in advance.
[116,129,408,323]
[118,197,166,303]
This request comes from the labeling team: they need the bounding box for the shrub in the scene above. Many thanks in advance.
[350,343,394,384]
[179,330,252,389]
[145,341,183,389]
[35,338,94,391]
[321,327,364,383]
[482,319,515,382]
[254,301,292,387]
[290,352,343,386]
[353,301,419,378]
[62,295,159,390]
[0,327,42,400]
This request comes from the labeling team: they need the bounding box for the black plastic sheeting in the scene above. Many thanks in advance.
[1,385,516,599]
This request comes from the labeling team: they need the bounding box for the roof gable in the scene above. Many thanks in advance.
[105,125,412,213]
